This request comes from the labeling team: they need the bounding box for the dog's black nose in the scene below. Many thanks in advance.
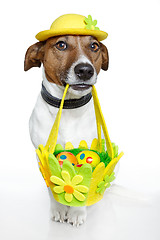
[74,63,94,81]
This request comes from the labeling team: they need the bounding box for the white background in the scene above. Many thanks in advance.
[0,0,160,239]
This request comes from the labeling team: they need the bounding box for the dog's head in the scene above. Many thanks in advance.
[24,35,109,96]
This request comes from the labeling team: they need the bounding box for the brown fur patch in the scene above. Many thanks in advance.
[77,36,103,75]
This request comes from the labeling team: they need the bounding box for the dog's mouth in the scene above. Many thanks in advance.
[70,84,92,91]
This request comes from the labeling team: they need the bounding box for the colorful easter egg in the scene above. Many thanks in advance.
[76,150,100,167]
[56,152,78,167]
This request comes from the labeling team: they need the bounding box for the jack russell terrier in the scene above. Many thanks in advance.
[24,35,109,226]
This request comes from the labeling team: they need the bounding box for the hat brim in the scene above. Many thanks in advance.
[36,28,108,42]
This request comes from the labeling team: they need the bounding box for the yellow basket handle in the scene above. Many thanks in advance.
[45,84,69,153]
[44,84,114,159]
[92,86,114,159]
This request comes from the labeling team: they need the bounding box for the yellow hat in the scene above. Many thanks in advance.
[36,14,108,42]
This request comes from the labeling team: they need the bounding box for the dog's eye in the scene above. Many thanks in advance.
[90,42,100,52]
[56,41,67,51]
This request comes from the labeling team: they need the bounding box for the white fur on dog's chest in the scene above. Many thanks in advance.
[29,90,97,150]
[56,99,97,147]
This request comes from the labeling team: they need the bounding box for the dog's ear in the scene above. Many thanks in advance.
[100,43,109,71]
[24,42,45,71]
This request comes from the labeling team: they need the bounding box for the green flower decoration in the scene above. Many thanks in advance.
[84,15,100,30]
[96,172,116,195]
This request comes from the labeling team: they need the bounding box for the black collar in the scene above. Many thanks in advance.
[41,83,92,109]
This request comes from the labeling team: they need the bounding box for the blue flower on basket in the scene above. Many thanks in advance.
[50,170,89,203]
[96,172,116,195]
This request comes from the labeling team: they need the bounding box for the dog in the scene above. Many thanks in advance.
[24,35,109,226]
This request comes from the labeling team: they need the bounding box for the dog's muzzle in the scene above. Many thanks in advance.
[70,63,94,91]
[74,63,94,81]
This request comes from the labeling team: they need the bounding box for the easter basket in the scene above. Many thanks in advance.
[36,84,124,206]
